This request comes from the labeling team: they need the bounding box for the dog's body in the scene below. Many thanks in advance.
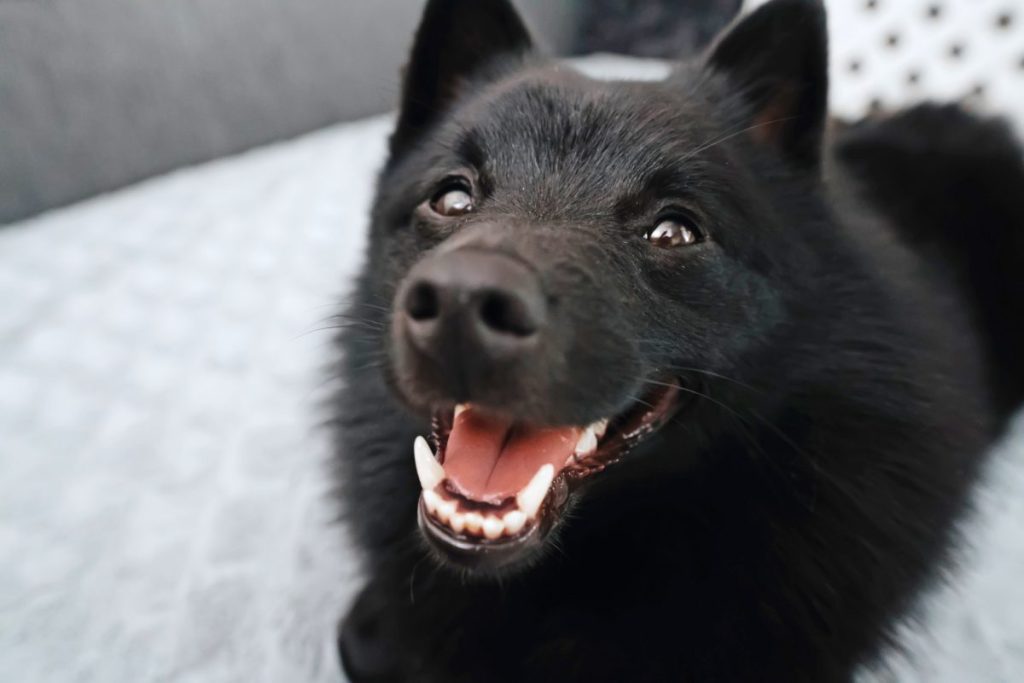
[332,1,1024,680]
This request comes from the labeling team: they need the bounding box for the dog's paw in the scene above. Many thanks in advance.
[337,588,408,683]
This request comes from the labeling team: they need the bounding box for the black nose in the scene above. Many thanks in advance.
[399,250,545,362]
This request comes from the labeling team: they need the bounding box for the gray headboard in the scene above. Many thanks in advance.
[0,0,577,224]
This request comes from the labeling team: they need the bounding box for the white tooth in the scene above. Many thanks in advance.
[454,403,469,419]
[422,489,442,515]
[449,511,466,533]
[516,464,555,519]
[437,498,456,524]
[574,427,598,456]
[482,516,505,540]
[464,512,484,534]
[591,418,609,439]
[414,436,445,490]
[503,510,527,535]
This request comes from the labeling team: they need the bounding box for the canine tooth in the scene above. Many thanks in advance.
[437,497,456,524]
[422,489,442,515]
[516,464,555,519]
[449,511,466,533]
[482,516,504,540]
[574,427,598,456]
[414,436,445,490]
[591,418,609,439]
[454,403,469,419]
[503,510,527,535]
[464,512,484,534]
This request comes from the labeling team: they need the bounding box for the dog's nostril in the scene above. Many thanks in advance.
[478,289,537,337]
[405,282,440,321]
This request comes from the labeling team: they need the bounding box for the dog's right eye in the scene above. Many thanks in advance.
[429,179,475,217]
[645,214,702,248]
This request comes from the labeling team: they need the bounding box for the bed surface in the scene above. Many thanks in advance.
[2,79,1023,683]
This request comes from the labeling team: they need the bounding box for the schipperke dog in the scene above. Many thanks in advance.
[332,0,1024,680]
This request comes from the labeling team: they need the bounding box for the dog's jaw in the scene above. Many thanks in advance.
[411,380,685,572]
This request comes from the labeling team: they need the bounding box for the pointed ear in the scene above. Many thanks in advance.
[705,0,828,170]
[390,0,534,157]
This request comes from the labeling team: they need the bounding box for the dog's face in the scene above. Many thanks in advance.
[356,0,828,573]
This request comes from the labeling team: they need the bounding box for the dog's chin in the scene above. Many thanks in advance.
[410,378,687,576]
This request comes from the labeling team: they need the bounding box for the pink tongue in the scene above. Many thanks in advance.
[443,408,581,504]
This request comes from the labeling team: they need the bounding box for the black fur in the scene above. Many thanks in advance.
[331,1,1024,680]
[835,104,1024,417]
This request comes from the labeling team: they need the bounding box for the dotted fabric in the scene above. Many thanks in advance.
[746,0,1024,127]
[0,56,1022,682]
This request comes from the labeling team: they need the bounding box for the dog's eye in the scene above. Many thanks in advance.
[430,180,474,217]
[645,216,701,248]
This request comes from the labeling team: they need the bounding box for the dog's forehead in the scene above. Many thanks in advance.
[450,69,715,204]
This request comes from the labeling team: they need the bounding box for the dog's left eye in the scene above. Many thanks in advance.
[645,216,702,248]
[430,180,475,217]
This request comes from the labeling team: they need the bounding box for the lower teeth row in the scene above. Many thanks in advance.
[423,489,528,540]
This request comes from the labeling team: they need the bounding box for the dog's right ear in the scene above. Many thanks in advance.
[390,0,534,158]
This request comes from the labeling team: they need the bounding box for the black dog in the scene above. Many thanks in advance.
[332,1,1024,680]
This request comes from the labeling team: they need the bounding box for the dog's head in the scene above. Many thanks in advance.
[352,0,830,573]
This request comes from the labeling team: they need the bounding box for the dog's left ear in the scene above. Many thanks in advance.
[705,0,828,171]
[390,0,534,158]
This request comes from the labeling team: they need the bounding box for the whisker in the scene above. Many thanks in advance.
[348,302,392,314]
[348,359,388,374]
[661,364,762,395]
[625,374,812,470]
[679,116,798,163]
[616,349,763,395]
[624,393,657,410]
[328,313,387,328]
[296,327,386,344]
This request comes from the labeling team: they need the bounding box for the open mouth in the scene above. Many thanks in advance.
[413,379,684,571]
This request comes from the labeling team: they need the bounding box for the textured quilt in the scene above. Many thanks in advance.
[1,93,1022,683]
